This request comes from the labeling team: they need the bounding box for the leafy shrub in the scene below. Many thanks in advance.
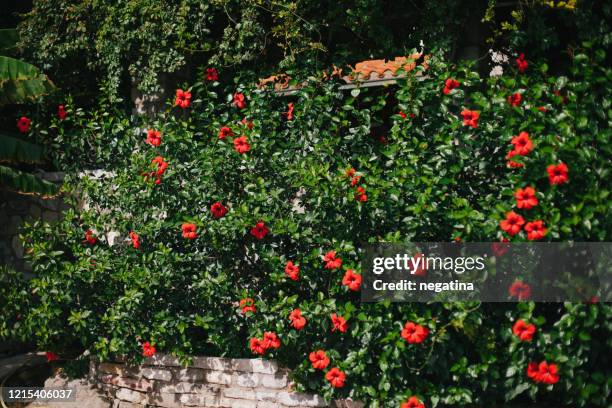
[3,47,611,407]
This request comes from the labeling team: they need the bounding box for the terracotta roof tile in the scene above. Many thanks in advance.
[258,54,428,94]
[348,54,426,81]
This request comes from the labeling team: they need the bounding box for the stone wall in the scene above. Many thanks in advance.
[0,172,67,273]
[91,355,362,408]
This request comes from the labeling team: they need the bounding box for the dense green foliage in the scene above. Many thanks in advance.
[2,46,611,406]
[15,0,611,102]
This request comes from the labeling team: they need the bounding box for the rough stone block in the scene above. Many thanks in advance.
[115,388,146,404]
[143,354,182,367]
[219,397,259,408]
[277,392,327,407]
[222,387,279,401]
[191,356,234,371]
[140,367,173,381]
[260,371,288,389]
[233,372,260,387]
[174,367,205,382]
[146,392,183,408]
[204,370,232,385]
[156,381,220,395]
[179,393,222,407]
[232,358,278,374]
[100,374,154,392]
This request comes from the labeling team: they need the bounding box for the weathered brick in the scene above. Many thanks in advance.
[277,392,327,407]
[257,402,281,408]
[140,367,173,381]
[232,358,278,374]
[179,393,222,407]
[114,388,146,404]
[260,371,288,389]
[174,367,206,382]
[100,374,154,392]
[233,372,260,387]
[204,369,232,385]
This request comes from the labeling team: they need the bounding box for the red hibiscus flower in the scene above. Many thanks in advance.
[509,280,531,300]
[85,229,97,245]
[443,78,460,95]
[150,156,168,184]
[510,132,533,155]
[58,105,67,120]
[398,111,407,119]
[210,202,227,218]
[524,220,547,241]
[142,341,156,357]
[345,167,356,178]
[250,221,269,240]
[401,396,425,408]
[546,163,568,185]
[218,126,233,139]
[537,106,547,112]
[516,53,528,73]
[351,176,361,186]
[355,186,368,202]
[233,92,246,109]
[330,313,348,333]
[233,135,250,154]
[146,129,162,146]
[285,261,299,281]
[262,331,281,349]
[309,350,329,370]
[289,309,306,330]
[241,118,254,129]
[46,351,59,362]
[508,92,522,107]
[240,298,256,314]
[17,116,31,133]
[152,156,168,176]
[181,223,197,240]
[325,367,346,388]
[500,211,525,236]
[491,239,510,257]
[205,67,218,81]
[401,321,429,344]
[284,102,294,120]
[324,250,342,270]
[174,89,191,108]
[515,187,538,209]
[512,319,536,341]
[129,231,140,249]
[250,338,266,355]
[342,269,362,291]
[505,149,525,168]
[527,361,559,384]
[460,109,480,128]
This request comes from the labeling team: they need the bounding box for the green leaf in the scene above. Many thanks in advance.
[0,165,59,196]
[0,133,45,163]
[0,56,55,105]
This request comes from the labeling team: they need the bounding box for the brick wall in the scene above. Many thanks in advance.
[91,355,363,408]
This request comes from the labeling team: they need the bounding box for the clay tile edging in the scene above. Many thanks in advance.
[257,54,428,94]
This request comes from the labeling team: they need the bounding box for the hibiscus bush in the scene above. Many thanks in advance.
[3,45,611,407]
